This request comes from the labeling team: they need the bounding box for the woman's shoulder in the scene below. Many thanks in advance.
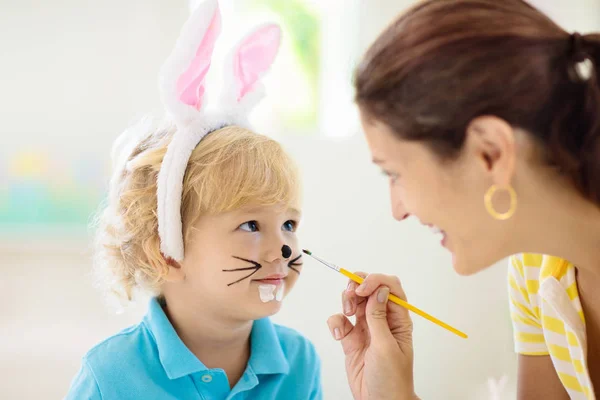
[509,253,544,269]
[509,253,575,281]
[508,253,545,286]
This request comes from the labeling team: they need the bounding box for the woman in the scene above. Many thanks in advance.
[326,0,600,399]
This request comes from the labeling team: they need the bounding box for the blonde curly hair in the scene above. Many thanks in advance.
[93,120,301,307]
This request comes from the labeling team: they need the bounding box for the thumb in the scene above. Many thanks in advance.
[365,286,395,346]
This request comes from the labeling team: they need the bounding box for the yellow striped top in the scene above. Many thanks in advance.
[509,253,595,399]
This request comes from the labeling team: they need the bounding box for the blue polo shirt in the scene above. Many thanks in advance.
[66,298,322,399]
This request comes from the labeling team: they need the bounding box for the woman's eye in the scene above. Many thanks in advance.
[282,220,297,232]
[381,170,400,183]
[239,221,259,232]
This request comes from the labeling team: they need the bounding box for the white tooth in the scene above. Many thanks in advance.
[275,283,285,301]
[258,284,276,303]
[428,225,445,243]
[429,225,441,234]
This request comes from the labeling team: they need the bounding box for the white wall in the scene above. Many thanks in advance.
[2,0,599,399]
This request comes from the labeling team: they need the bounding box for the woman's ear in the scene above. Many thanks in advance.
[163,256,186,282]
[464,115,516,186]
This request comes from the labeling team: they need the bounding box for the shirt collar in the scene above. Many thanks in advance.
[143,298,289,379]
[248,318,290,375]
[538,256,586,338]
[143,298,208,380]
[540,255,570,281]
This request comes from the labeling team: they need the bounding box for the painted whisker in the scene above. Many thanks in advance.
[288,254,303,274]
[223,256,263,286]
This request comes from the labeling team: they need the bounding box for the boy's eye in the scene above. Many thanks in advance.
[239,221,259,232]
[283,220,297,232]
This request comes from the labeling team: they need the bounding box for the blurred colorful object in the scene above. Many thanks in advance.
[247,0,320,127]
[0,150,105,233]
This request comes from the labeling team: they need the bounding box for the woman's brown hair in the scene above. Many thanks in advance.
[355,0,600,204]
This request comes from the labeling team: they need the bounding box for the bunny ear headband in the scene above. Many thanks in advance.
[156,0,282,261]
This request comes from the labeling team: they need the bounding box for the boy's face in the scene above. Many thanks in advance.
[167,203,303,321]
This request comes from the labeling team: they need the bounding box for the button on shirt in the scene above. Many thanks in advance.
[66,298,323,400]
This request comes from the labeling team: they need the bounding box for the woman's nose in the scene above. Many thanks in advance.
[391,190,409,221]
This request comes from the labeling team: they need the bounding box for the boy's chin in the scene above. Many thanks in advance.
[244,300,283,320]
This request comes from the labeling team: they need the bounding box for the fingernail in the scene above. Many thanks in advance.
[377,287,389,303]
[344,299,352,315]
[346,281,353,292]
[334,328,341,340]
[356,283,366,293]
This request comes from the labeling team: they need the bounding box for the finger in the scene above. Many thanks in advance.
[365,285,398,347]
[342,289,355,316]
[327,313,355,341]
[363,280,413,353]
[343,271,368,316]
[345,271,367,297]
[352,292,368,319]
[347,271,368,289]
[364,275,412,328]
[355,273,409,301]
[328,313,370,356]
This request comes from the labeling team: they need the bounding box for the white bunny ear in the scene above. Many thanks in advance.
[156,0,224,262]
[159,0,221,127]
[220,23,282,114]
[108,116,154,205]
[188,0,203,13]
[156,7,281,262]
[157,122,217,262]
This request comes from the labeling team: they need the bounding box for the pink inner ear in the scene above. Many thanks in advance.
[234,24,281,101]
[176,5,222,110]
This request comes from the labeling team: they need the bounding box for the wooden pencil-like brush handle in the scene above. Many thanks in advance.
[339,268,467,339]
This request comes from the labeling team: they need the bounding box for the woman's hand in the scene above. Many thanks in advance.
[327,273,418,400]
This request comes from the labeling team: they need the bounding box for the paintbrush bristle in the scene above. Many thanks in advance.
[302,249,340,273]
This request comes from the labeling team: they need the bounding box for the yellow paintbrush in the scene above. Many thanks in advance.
[302,249,468,339]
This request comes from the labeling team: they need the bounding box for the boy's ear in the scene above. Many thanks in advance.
[163,256,186,282]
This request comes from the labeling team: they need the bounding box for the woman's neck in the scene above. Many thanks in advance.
[515,171,600,276]
[162,297,252,388]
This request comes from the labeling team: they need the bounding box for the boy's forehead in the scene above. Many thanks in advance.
[232,203,302,217]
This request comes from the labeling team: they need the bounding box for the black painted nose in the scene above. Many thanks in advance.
[281,245,292,259]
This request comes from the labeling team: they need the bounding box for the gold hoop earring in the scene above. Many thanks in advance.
[484,185,517,220]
